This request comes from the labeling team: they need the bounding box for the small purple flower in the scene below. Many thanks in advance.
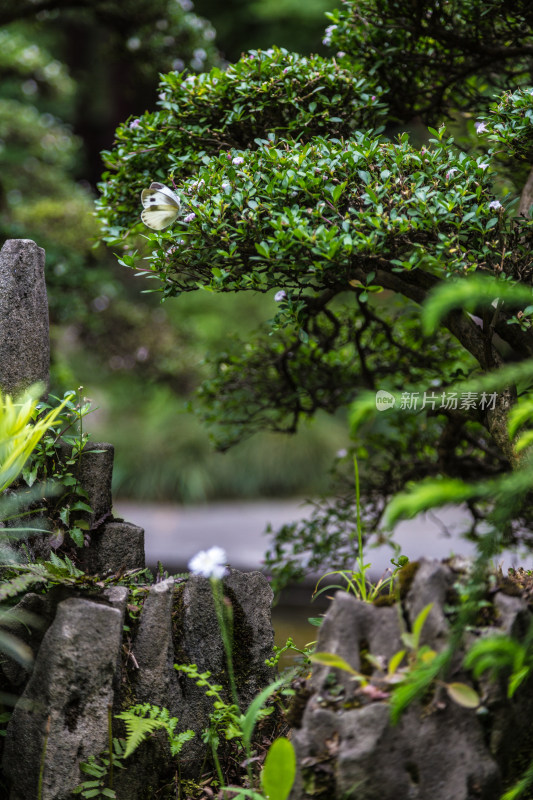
[232,156,244,165]
[489,200,502,210]
[322,24,337,46]
[275,290,287,302]
[184,212,196,223]
[446,168,458,179]
[129,118,141,130]
[475,121,487,134]
[479,163,489,170]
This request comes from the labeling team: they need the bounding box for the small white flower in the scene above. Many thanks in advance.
[479,163,489,170]
[336,448,348,459]
[184,212,196,223]
[489,200,502,210]
[275,290,287,302]
[475,121,487,134]
[188,546,227,579]
[232,156,244,165]
[446,168,457,179]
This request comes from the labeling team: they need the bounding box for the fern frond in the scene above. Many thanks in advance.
[169,729,195,757]
[114,708,166,759]
[0,570,46,601]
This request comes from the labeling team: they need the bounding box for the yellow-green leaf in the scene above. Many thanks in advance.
[261,737,296,800]
[310,651,363,678]
[445,682,480,708]
[388,649,406,676]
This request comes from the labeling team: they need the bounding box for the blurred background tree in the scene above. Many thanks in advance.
[0,0,347,501]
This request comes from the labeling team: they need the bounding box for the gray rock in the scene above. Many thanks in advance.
[173,569,275,776]
[83,521,145,574]
[133,577,176,705]
[310,591,403,695]
[76,442,115,524]
[113,578,178,799]
[114,569,276,795]
[290,563,512,800]
[0,239,49,395]
[103,586,129,692]
[334,700,500,800]
[3,597,123,800]
[405,558,453,648]
[493,591,530,638]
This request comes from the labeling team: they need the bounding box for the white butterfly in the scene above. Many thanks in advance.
[141,182,181,230]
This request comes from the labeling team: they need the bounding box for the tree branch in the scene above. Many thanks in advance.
[519,166,533,218]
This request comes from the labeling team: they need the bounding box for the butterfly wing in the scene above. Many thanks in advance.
[141,205,181,230]
[141,182,181,229]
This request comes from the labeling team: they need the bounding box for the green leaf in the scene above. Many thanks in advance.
[388,649,406,675]
[310,651,362,677]
[508,396,533,439]
[69,501,93,513]
[69,527,84,547]
[412,603,434,648]
[422,276,533,335]
[383,478,478,527]
[261,737,296,800]
[509,666,530,698]
[515,430,533,454]
[445,682,480,708]
[241,676,287,750]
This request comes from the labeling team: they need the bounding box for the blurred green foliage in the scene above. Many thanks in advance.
[191,0,336,60]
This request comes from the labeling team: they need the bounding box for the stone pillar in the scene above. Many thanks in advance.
[0,239,50,396]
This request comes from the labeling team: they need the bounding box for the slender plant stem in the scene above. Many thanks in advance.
[209,578,257,790]
[38,715,51,800]
[211,739,226,798]
[353,455,367,602]
[211,578,240,711]
[107,703,114,790]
